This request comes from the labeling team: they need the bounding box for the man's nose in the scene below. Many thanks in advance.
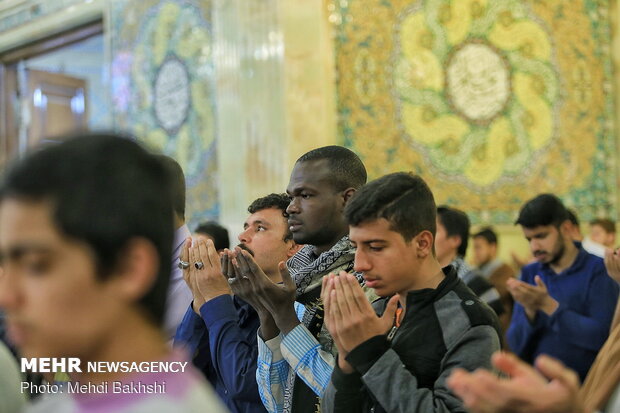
[286,198,300,215]
[353,250,371,273]
[238,228,252,244]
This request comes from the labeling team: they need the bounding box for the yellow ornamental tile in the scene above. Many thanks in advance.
[411,51,443,91]
[488,20,551,61]
[175,124,191,168]
[146,129,167,153]
[400,14,434,57]
[332,0,614,222]
[464,116,511,186]
[402,104,470,145]
[153,3,181,66]
[513,73,552,151]
[177,28,210,60]
[442,0,487,46]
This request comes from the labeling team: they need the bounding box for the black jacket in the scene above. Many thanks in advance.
[323,266,501,413]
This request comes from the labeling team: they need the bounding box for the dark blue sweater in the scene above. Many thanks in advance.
[507,246,619,381]
[174,295,266,413]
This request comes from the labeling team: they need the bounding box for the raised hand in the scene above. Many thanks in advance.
[324,273,399,353]
[190,238,231,304]
[447,352,582,413]
[222,249,264,311]
[234,247,300,334]
[322,272,352,373]
[223,248,280,339]
[180,237,205,313]
[507,276,558,320]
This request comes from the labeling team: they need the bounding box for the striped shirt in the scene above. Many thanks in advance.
[256,303,335,413]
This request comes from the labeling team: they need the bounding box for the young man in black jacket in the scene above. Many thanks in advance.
[322,172,501,413]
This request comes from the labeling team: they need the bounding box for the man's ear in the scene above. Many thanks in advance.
[111,238,160,303]
[448,234,462,251]
[415,230,434,258]
[559,220,573,239]
[286,241,303,258]
[342,188,356,205]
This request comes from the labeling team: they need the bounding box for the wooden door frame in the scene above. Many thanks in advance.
[0,21,103,64]
[0,20,102,168]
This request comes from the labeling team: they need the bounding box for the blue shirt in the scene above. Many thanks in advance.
[256,303,335,413]
[174,295,266,413]
[507,245,619,381]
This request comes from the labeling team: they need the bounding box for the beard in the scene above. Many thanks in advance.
[548,235,567,265]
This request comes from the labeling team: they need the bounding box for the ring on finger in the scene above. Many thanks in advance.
[178,260,190,270]
[194,261,205,270]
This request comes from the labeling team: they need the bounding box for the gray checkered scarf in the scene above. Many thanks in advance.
[286,235,360,301]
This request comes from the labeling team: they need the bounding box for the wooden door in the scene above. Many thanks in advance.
[27,69,88,147]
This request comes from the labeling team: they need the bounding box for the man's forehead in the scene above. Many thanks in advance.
[349,218,393,242]
[0,198,57,233]
[522,225,554,235]
[287,159,332,190]
[245,208,286,225]
[0,199,59,245]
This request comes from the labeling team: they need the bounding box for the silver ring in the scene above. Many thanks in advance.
[227,278,235,284]
[178,260,190,270]
[194,261,204,270]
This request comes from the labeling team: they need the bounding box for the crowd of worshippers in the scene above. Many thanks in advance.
[0,133,618,413]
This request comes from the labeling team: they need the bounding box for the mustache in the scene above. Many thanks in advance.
[533,251,547,256]
[236,243,255,257]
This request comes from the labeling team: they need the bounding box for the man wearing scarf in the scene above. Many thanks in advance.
[244,146,375,413]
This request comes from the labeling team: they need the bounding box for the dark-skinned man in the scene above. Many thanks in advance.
[223,146,372,413]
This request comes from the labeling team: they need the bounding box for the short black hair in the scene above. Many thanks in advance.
[437,206,470,257]
[567,209,579,227]
[248,193,293,241]
[0,133,173,326]
[515,194,568,229]
[296,146,367,191]
[153,155,186,221]
[345,172,436,241]
[194,221,230,251]
[590,218,616,234]
[473,227,498,245]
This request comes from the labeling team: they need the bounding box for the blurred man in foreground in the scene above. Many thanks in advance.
[0,134,225,413]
